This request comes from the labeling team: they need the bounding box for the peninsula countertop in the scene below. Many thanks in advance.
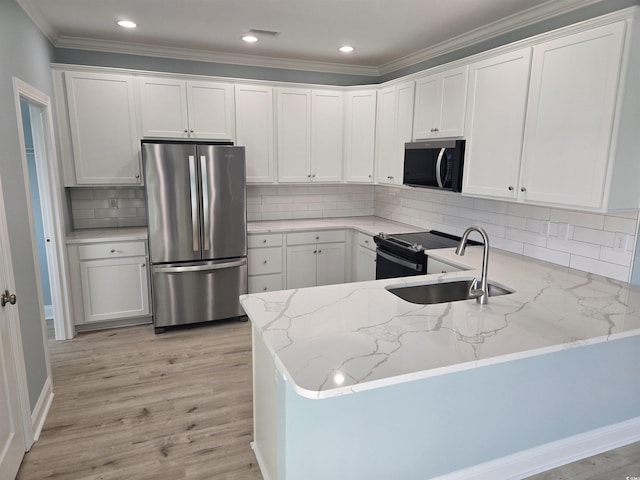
[240,246,640,399]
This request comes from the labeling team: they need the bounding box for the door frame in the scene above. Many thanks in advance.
[0,147,28,476]
[13,77,75,343]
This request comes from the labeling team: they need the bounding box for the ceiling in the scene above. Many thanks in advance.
[18,0,604,75]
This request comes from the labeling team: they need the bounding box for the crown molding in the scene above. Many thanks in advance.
[55,36,381,77]
[17,0,612,77]
[378,0,605,75]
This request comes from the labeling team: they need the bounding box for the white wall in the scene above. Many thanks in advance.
[0,0,56,411]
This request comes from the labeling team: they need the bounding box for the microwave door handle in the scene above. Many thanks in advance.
[188,155,199,252]
[435,148,446,188]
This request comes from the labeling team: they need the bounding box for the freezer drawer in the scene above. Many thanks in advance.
[151,257,247,329]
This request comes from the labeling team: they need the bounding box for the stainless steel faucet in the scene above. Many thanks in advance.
[455,226,490,304]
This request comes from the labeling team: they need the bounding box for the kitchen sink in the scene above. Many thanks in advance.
[385,278,513,305]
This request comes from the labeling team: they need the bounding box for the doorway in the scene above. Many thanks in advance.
[13,78,74,342]
[20,99,54,339]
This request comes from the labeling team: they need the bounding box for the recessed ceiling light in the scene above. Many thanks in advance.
[339,45,354,53]
[117,20,137,29]
[242,34,258,43]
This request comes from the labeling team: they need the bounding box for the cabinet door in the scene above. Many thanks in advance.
[316,242,346,286]
[354,245,376,282]
[186,80,235,140]
[277,88,312,183]
[413,75,441,139]
[65,71,141,184]
[286,244,317,289]
[79,256,150,323]
[235,84,275,183]
[462,48,532,199]
[375,86,398,184]
[344,90,377,183]
[519,22,625,208]
[375,82,414,185]
[137,77,189,138]
[311,90,344,182]
[413,66,467,139]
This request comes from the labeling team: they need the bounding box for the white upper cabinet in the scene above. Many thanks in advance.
[375,81,415,185]
[235,84,275,183]
[518,22,625,209]
[277,88,344,183]
[136,76,235,140]
[311,90,344,182]
[344,90,377,183]
[413,65,468,139]
[277,88,311,182]
[462,47,532,199]
[63,71,141,185]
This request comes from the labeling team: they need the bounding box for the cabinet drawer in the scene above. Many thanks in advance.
[248,247,283,275]
[287,230,345,246]
[248,233,283,248]
[78,241,146,260]
[248,274,283,294]
[356,232,375,251]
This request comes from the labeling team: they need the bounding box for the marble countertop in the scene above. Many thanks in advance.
[240,245,640,400]
[65,216,414,245]
[247,216,417,236]
[66,227,148,244]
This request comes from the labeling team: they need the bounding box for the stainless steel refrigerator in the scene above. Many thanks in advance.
[142,140,247,333]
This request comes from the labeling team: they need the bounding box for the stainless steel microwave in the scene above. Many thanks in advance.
[403,140,465,192]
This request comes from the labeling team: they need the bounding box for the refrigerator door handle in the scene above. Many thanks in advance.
[200,155,210,251]
[188,155,199,252]
[154,258,247,274]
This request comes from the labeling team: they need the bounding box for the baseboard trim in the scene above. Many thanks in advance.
[251,441,272,480]
[436,417,640,479]
[29,376,54,447]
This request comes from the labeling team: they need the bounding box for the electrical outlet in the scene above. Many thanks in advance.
[614,232,627,253]
[109,199,117,208]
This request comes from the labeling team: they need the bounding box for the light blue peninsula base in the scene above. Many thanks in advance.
[252,326,640,480]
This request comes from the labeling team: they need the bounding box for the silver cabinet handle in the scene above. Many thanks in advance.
[263,260,267,264]
[110,249,116,253]
[1,290,17,307]
[184,129,188,134]
[435,147,445,188]
[521,187,527,192]
[262,239,267,243]
[200,155,210,251]
[141,263,146,267]
[188,155,199,252]
[430,127,439,132]
[508,186,514,191]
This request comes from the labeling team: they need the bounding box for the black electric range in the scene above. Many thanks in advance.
[373,230,482,279]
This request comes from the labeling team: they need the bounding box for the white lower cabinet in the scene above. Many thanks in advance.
[286,230,346,289]
[353,232,376,282]
[248,234,284,293]
[68,240,151,328]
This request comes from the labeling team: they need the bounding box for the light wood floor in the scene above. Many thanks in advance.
[17,320,640,479]
[17,321,263,480]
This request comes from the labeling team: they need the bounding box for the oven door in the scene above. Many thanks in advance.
[375,248,425,280]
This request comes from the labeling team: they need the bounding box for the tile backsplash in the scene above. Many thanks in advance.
[69,187,147,229]
[374,185,639,282]
[247,184,374,221]
[68,183,640,282]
